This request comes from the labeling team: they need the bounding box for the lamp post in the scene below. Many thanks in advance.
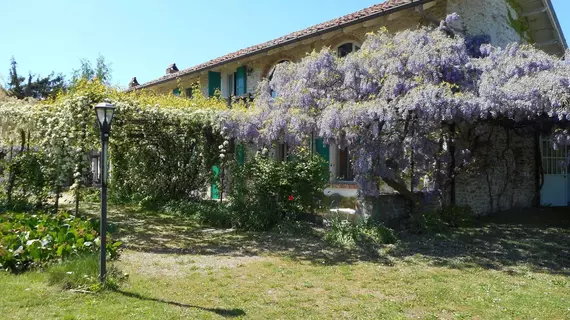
[94,102,116,284]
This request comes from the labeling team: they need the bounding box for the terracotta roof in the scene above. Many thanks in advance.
[132,0,432,90]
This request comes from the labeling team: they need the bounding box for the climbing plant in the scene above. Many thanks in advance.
[505,0,532,42]
[0,80,227,211]
[222,14,570,208]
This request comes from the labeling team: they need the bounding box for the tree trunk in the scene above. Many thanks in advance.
[6,144,15,203]
[20,130,27,197]
[54,185,61,213]
[448,124,456,206]
[74,119,88,217]
[382,177,420,204]
[75,190,80,217]
[436,128,444,208]
[533,127,542,207]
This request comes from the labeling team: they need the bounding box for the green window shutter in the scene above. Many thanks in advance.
[236,144,246,165]
[315,138,330,162]
[236,66,247,95]
[211,165,220,200]
[208,71,222,97]
[173,88,180,96]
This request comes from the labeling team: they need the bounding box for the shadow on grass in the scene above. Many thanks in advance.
[115,289,245,318]
[79,201,570,274]
[389,207,570,275]
[76,201,388,265]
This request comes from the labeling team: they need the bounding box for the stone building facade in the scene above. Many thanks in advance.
[130,0,566,218]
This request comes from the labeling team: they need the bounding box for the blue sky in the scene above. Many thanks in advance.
[1,0,568,89]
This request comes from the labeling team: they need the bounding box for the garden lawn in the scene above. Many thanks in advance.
[0,204,569,319]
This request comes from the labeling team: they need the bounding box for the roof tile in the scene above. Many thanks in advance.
[134,0,417,89]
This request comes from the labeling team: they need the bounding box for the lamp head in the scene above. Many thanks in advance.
[94,102,115,133]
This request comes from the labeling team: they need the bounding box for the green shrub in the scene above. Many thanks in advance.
[0,196,34,213]
[410,205,475,234]
[228,148,329,231]
[48,253,126,291]
[0,211,122,273]
[325,217,397,249]
[2,151,50,208]
[80,188,100,203]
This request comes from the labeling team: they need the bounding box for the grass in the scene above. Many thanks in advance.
[47,254,125,291]
[0,201,569,319]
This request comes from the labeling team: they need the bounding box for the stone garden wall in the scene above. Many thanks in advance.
[360,126,537,222]
[455,128,536,215]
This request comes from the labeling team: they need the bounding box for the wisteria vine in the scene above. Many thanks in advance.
[221,14,570,202]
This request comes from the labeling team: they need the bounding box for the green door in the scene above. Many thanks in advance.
[211,165,220,200]
[236,144,246,165]
[235,66,247,96]
[315,138,330,162]
[208,71,222,97]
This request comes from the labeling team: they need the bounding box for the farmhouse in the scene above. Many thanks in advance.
[130,0,568,218]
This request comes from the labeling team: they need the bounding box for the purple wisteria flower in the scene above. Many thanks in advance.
[220,13,570,198]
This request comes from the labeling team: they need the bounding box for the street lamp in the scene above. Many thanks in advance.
[94,102,116,284]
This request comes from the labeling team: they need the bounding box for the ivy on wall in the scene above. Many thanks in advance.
[505,0,532,42]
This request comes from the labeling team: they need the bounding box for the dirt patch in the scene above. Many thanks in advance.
[119,250,269,278]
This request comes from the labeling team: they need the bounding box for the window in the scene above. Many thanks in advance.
[337,42,361,58]
[337,147,354,181]
[277,143,289,162]
[183,82,199,99]
[227,73,235,97]
[268,60,289,98]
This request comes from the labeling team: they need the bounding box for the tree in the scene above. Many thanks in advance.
[71,54,112,85]
[222,14,570,208]
[24,72,65,99]
[6,57,65,100]
[7,57,25,99]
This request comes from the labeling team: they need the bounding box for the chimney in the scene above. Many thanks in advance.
[166,63,179,74]
[129,77,140,88]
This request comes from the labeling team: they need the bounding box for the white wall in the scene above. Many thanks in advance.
[447,0,522,47]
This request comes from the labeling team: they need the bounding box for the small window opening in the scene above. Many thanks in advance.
[337,42,360,58]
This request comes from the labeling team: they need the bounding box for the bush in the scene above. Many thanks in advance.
[0,196,34,213]
[1,151,50,209]
[80,187,100,203]
[0,210,122,273]
[325,217,397,249]
[48,253,126,291]
[410,205,475,234]
[228,148,329,231]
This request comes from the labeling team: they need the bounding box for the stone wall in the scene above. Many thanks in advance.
[359,126,537,221]
[359,194,412,222]
[447,0,522,47]
[455,127,536,215]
